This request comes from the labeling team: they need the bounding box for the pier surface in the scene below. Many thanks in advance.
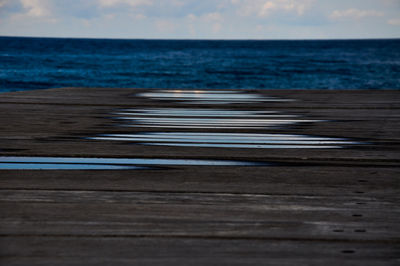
[0,88,399,265]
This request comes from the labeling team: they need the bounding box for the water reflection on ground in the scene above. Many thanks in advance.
[88,91,366,150]
[139,90,293,104]
[91,132,362,149]
[0,156,266,170]
[112,108,319,129]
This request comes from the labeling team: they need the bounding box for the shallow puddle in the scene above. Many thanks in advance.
[121,118,319,128]
[91,95,363,150]
[139,90,292,104]
[90,132,362,149]
[144,143,343,149]
[112,108,318,129]
[116,108,291,117]
[0,156,266,170]
[0,163,145,170]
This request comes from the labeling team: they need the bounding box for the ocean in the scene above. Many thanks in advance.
[0,36,399,92]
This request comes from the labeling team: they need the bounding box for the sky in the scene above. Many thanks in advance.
[0,0,399,39]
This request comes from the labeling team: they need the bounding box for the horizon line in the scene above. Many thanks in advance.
[1,35,399,41]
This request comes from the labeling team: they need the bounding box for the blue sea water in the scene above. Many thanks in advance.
[0,36,399,92]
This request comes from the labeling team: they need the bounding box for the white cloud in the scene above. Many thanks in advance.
[381,0,400,7]
[170,0,185,7]
[259,2,276,17]
[0,0,8,8]
[6,0,57,24]
[98,0,152,8]
[203,12,223,21]
[20,0,52,17]
[261,0,313,16]
[330,9,384,20]
[133,13,146,20]
[388,18,400,26]
[212,22,222,33]
[155,19,176,33]
[186,14,197,20]
[233,0,314,18]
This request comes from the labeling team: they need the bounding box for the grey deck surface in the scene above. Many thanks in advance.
[0,88,399,265]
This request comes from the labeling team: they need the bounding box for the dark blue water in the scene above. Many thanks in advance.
[0,36,399,92]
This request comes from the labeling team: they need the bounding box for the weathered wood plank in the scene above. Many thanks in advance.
[1,166,399,198]
[2,220,397,242]
[1,190,396,207]
[5,202,397,224]
[0,190,399,241]
[1,237,399,266]
[2,140,400,161]
[1,87,400,108]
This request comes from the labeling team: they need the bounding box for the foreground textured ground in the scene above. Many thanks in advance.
[0,88,399,265]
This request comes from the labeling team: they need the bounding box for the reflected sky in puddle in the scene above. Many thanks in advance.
[90,132,362,149]
[144,143,342,149]
[0,163,145,170]
[0,156,266,170]
[112,108,319,129]
[116,108,291,117]
[139,90,293,104]
[122,118,319,128]
[89,93,363,150]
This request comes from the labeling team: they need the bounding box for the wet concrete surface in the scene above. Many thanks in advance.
[0,87,399,265]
